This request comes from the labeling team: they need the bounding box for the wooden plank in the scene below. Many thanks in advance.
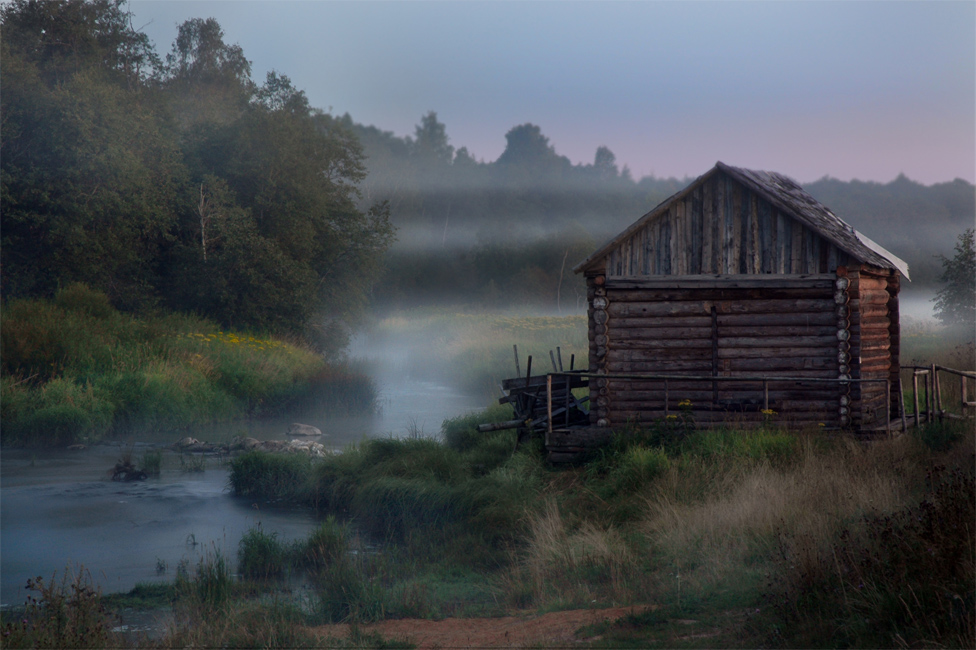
[606,348,714,362]
[749,193,760,273]
[611,339,715,350]
[608,327,713,339]
[606,287,833,301]
[609,316,714,329]
[606,312,835,328]
[608,298,833,318]
[604,274,836,290]
[717,312,836,326]
[718,346,836,359]
[715,336,836,348]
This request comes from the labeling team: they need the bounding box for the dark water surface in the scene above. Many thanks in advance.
[1,332,485,608]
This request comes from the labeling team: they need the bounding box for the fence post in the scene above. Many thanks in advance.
[898,375,907,433]
[763,379,769,412]
[664,380,670,420]
[913,371,920,429]
[885,380,891,438]
[963,375,968,417]
[546,374,553,437]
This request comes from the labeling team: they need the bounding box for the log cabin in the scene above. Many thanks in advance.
[569,161,909,444]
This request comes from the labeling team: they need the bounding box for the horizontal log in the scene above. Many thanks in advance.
[849,277,888,292]
[477,419,524,432]
[604,274,835,290]
[604,287,832,301]
[848,294,890,308]
[611,339,714,350]
[718,347,837,359]
[607,349,714,362]
[606,313,838,329]
[608,298,833,318]
[608,316,714,329]
[607,376,841,390]
[717,312,837,327]
[716,336,836,348]
[609,410,838,425]
[607,360,715,373]
[610,390,841,403]
[609,327,713,340]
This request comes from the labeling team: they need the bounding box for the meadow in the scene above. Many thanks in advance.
[0,284,376,446]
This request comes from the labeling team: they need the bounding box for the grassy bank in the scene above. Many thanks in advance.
[4,414,972,648]
[0,284,375,447]
[218,413,972,648]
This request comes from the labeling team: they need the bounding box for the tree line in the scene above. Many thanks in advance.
[1,0,392,349]
[346,110,974,309]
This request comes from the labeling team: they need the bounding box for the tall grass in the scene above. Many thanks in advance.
[1,284,372,446]
[0,565,118,649]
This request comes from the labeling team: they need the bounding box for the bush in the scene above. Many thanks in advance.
[228,451,315,501]
[768,463,975,648]
[1,565,115,649]
[297,517,349,573]
[238,527,288,581]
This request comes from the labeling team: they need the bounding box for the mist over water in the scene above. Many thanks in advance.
[0,328,486,609]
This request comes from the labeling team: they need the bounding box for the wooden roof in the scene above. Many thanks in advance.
[574,161,910,279]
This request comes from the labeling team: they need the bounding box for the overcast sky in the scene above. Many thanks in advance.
[130,1,975,185]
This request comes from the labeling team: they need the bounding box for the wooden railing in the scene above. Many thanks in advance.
[901,364,976,428]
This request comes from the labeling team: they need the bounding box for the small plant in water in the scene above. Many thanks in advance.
[180,453,206,473]
[155,557,167,575]
[140,449,162,477]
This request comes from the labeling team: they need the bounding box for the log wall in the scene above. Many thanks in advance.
[842,265,899,428]
[605,171,854,278]
[586,275,843,429]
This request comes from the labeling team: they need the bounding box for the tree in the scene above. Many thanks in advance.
[1,0,182,309]
[412,111,453,167]
[932,228,975,327]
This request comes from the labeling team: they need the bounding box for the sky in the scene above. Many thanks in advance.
[130,1,976,185]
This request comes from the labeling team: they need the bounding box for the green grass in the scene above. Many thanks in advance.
[1,284,375,446]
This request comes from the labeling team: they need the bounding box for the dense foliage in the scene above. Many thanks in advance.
[1,0,392,340]
[0,284,369,446]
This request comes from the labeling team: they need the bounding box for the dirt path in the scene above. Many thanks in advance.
[310,605,657,648]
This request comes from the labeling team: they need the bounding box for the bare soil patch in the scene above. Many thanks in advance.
[310,605,656,648]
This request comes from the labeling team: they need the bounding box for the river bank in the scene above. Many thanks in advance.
[1,284,375,448]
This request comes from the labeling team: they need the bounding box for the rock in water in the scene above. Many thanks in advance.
[287,423,323,437]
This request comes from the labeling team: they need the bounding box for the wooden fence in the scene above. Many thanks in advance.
[902,364,976,428]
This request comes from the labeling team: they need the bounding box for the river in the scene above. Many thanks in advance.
[0,331,486,610]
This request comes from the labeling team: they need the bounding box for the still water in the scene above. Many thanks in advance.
[0,332,485,608]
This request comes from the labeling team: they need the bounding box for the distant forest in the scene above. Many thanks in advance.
[348,111,974,311]
[3,1,972,332]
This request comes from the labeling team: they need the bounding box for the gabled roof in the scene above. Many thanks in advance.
[573,161,910,279]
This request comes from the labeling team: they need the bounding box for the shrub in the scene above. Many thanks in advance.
[297,517,349,573]
[229,451,315,501]
[238,527,288,581]
[1,565,116,649]
[767,463,975,648]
